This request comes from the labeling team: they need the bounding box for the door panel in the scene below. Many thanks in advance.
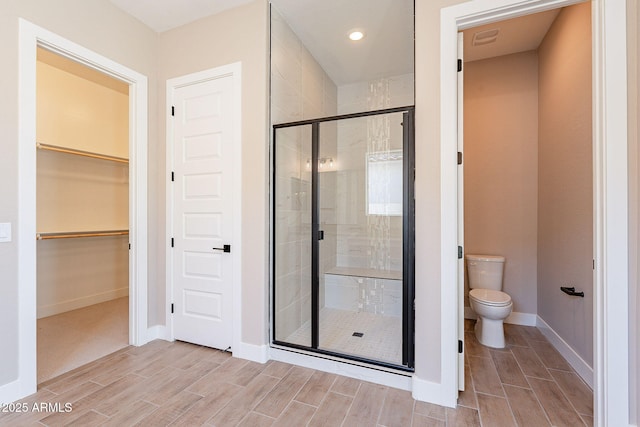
[272,125,313,347]
[317,113,405,366]
[172,76,234,350]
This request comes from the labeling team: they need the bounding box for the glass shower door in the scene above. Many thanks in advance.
[317,112,407,366]
[272,107,414,369]
[273,125,312,347]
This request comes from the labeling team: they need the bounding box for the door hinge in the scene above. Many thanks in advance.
[171,237,174,248]
[171,303,174,314]
[171,106,175,116]
[171,171,175,182]
[458,246,463,259]
[458,340,463,353]
[457,59,462,72]
[128,243,131,250]
[457,151,463,165]
[318,230,324,241]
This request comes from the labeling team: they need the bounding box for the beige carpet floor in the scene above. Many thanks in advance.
[37,297,129,384]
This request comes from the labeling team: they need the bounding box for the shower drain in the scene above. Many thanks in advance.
[352,332,364,337]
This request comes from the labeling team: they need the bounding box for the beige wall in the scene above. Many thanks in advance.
[1,0,634,411]
[158,0,269,344]
[537,3,593,365]
[414,0,463,384]
[464,51,539,315]
[0,0,157,387]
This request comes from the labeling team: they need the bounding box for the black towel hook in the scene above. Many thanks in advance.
[560,286,584,297]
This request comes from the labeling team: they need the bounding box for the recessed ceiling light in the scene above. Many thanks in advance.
[349,31,364,41]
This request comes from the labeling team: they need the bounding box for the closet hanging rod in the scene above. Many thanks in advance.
[36,142,129,164]
[36,230,129,240]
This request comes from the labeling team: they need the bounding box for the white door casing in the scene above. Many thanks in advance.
[167,64,242,352]
[13,19,148,405]
[456,31,465,393]
[440,0,629,424]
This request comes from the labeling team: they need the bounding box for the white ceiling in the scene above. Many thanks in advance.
[271,0,414,86]
[107,1,559,85]
[109,0,254,33]
[463,9,561,63]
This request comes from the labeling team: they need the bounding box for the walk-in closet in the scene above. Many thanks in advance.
[36,47,130,383]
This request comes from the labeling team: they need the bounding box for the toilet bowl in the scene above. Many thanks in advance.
[466,255,512,348]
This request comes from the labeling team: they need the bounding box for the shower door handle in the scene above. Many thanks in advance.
[212,244,231,253]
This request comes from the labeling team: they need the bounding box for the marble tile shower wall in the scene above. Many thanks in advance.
[270,7,338,124]
[271,6,338,339]
[337,73,414,116]
[324,275,403,316]
[318,74,413,316]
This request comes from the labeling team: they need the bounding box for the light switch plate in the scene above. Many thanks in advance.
[0,223,12,243]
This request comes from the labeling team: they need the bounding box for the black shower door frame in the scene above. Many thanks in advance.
[271,106,415,371]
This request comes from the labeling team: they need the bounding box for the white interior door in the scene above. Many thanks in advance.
[170,75,234,350]
[457,31,465,391]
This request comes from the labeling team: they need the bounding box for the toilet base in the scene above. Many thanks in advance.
[474,317,506,348]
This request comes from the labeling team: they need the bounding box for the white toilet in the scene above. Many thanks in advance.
[466,254,512,348]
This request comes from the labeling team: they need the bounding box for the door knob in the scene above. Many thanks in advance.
[212,244,231,253]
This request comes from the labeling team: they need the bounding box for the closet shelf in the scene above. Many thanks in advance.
[36,229,129,240]
[37,142,129,164]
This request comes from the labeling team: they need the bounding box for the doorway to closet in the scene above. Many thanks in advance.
[35,47,130,384]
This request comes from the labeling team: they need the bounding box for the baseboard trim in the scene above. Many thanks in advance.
[144,325,170,344]
[505,311,537,326]
[37,288,129,319]
[0,378,21,405]
[536,316,594,389]
[233,342,269,364]
[464,307,537,326]
[412,376,457,408]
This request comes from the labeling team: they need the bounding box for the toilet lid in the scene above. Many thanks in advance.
[469,289,512,306]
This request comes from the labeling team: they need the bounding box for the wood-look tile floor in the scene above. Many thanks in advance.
[0,320,592,426]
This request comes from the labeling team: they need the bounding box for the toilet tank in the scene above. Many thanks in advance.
[466,254,505,290]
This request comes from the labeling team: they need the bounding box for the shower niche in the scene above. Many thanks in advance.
[272,108,415,370]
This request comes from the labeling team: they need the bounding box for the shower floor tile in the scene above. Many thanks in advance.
[284,308,403,365]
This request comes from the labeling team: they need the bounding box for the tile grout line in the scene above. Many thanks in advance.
[374,386,389,427]
[544,371,591,424]
[497,349,521,427]
[303,375,338,427]
[338,381,361,427]
[510,327,556,427]
[409,396,416,427]
[528,326,591,425]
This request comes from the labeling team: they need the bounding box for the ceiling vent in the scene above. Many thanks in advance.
[472,28,500,46]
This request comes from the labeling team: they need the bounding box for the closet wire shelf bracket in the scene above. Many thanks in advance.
[36,230,129,240]
[36,142,129,164]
